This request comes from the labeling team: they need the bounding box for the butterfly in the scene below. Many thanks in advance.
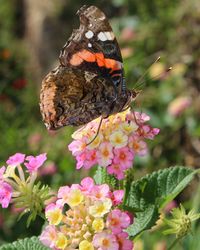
[40,5,138,131]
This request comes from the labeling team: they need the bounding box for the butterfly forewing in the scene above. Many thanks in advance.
[59,6,123,80]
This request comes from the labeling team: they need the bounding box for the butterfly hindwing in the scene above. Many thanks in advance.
[40,66,120,129]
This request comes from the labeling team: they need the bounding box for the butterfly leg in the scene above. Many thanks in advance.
[86,116,104,146]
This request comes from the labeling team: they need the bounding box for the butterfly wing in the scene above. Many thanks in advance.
[40,66,125,130]
[59,5,124,89]
[40,6,133,130]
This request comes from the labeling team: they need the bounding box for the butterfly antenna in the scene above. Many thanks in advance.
[86,116,104,146]
[134,56,161,90]
[151,66,172,81]
[135,66,173,91]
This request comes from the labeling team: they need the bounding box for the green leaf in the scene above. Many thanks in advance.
[0,237,49,250]
[123,166,196,238]
[94,166,118,188]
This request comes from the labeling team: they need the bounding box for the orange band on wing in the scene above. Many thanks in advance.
[78,49,96,62]
[95,53,105,67]
[70,53,84,66]
[70,49,122,73]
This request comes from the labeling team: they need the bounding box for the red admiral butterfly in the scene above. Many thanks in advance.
[40,5,138,130]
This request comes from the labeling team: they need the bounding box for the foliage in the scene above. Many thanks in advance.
[0,237,48,250]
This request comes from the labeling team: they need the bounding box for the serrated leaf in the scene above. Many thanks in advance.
[94,166,118,188]
[123,166,196,238]
[126,204,159,236]
[0,236,49,250]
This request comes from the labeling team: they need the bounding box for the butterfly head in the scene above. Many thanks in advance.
[123,89,140,110]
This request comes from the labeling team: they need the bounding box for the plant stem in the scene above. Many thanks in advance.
[168,238,180,250]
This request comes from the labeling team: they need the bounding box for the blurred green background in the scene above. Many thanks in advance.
[0,0,200,249]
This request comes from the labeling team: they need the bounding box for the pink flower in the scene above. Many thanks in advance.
[137,125,160,139]
[134,111,150,123]
[106,209,131,234]
[92,184,110,200]
[114,147,134,169]
[93,232,119,250]
[57,186,71,207]
[128,136,148,156]
[79,177,95,194]
[6,153,25,166]
[0,181,12,208]
[68,110,159,180]
[107,163,125,180]
[24,153,47,173]
[0,166,5,179]
[97,142,113,167]
[76,151,87,169]
[39,225,57,248]
[84,150,98,169]
[116,232,133,250]
[68,139,86,156]
[40,177,132,250]
[112,190,124,205]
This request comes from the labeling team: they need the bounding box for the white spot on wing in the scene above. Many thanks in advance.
[85,30,94,39]
[105,31,115,40]
[98,31,115,41]
[99,15,106,21]
[84,71,96,81]
[88,43,92,48]
[98,32,107,41]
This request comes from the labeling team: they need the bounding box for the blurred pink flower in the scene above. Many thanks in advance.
[0,166,5,179]
[11,204,24,214]
[120,27,136,41]
[40,225,57,249]
[28,133,42,150]
[25,153,47,173]
[38,162,57,176]
[6,153,25,166]
[0,181,12,208]
[116,232,133,250]
[168,96,191,117]
[164,200,177,214]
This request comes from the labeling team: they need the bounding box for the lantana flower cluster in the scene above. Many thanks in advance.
[40,177,133,250]
[69,109,159,179]
[0,153,50,222]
